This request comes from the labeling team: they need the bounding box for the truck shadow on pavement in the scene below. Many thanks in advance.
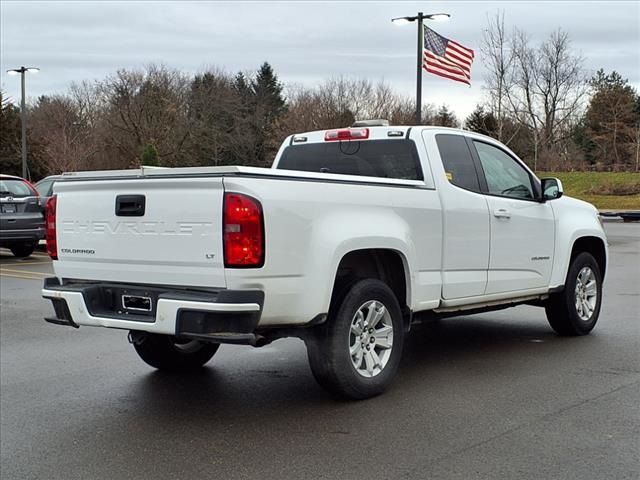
[31,312,607,480]
[126,309,593,413]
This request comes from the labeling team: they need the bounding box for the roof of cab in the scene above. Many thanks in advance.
[288,124,500,146]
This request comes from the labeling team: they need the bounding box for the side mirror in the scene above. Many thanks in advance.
[540,177,564,202]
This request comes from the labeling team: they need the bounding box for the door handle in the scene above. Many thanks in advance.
[493,208,511,218]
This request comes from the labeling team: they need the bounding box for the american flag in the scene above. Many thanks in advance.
[423,26,474,85]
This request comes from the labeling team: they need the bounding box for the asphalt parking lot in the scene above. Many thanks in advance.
[1,223,638,480]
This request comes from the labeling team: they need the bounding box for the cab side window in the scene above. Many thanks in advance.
[473,141,535,200]
[435,134,481,192]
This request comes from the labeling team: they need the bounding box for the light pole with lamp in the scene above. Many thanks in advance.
[6,66,40,179]
[392,13,450,124]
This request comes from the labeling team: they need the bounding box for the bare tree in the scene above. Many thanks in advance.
[537,30,587,145]
[282,77,431,134]
[507,28,586,169]
[69,80,105,129]
[97,64,190,167]
[509,29,542,168]
[481,11,515,143]
[390,96,421,125]
[29,95,95,174]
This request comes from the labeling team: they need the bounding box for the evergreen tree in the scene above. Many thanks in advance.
[465,105,498,136]
[251,62,287,164]
[188,71,238,166]
[0,91,22,176]
[233,72,251,97]
[433,104,458,128]
[584,69,639,168]
[251,62,287,122]
[589,69,628,91]
[229,63,287,166]
[141,143,159,166]
[571,116,596,166]
[232,71,253,112]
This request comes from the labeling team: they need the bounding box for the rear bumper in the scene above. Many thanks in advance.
[0,227,45,244]
[42,278,264,339]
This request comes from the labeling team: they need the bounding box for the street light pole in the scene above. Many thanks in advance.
[416,12,424,125]
[392,12,450,125]
[20,70,27,179]
[6,66,40,179]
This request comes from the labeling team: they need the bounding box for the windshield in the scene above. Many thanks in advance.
[277,139,423,180]
[0,179,34,197]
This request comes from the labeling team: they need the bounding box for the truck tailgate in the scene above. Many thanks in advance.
[53,177,226,288]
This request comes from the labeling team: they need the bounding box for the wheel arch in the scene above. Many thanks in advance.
[569,236,607,281]
[330,248,411,327]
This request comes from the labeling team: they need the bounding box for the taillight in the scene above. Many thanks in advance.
[324,128,369,141]
[223,193,264,268]
[46,196,57,260]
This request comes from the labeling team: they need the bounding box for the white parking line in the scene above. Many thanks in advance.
[0,271,47,281]
[0,267,49,277]
[1,260,50,265]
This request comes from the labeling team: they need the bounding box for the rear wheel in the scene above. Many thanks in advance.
[545,252,603,336]
[306,279,405,400]
[10,243,35,258]
[132,333,219,371]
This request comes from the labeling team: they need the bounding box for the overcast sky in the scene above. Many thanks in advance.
[1,1,638,119]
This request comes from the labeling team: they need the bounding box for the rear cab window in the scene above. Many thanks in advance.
[0,179,35,198]
[277,139,423,180]
[435,134,481,192]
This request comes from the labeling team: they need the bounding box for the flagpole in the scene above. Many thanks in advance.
[391,12,451,125]
[416,12,424,125]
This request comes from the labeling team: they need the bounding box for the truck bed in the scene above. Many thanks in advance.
[56,165,425,187]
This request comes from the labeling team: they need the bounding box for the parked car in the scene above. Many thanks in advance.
[35,174,61,206]
[41,122,607,399]
[0,174,45,257]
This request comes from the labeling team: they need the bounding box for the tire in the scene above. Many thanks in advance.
[306,279,405,400]
[545,252,603,336]
[133,333,219,371]
[10,244,35,258]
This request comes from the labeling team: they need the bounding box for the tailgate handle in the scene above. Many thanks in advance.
[115,195,146,216]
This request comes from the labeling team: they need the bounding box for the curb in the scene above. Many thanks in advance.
[599,211,640,223]
[600,216,622,223]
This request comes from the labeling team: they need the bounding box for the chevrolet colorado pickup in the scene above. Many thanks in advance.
[42,122,607,399]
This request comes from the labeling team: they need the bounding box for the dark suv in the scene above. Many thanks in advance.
[0,175,45,257]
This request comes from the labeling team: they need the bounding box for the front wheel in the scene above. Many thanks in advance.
[545,252,603,336]
[132,333,219,371]
[305,279,405,400]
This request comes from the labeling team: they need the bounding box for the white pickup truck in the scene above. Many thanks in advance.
[42,122,607,399]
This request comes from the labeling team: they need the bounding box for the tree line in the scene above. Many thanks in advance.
[0,63,461,179]
[1,15,638,179]
[468,13,639,172]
